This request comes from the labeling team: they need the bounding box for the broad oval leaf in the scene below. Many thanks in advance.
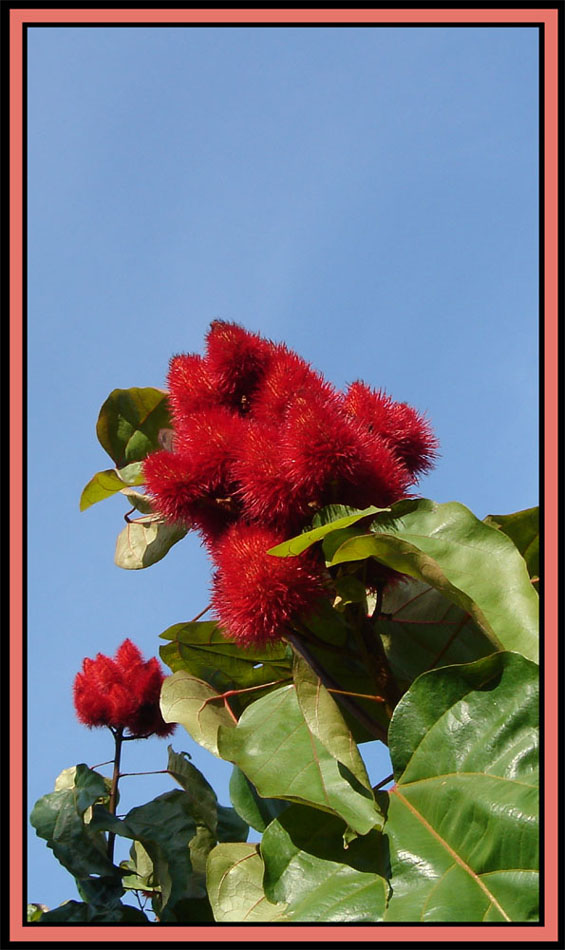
[229,766,289,834]
[30,765,116,881]
[268,506,386,557]
[261,804,389,922]
[114,516,188,570]
[160,672,236,757]
[206,842,288,922]
[382,652,539,922]
[79,462,145,511]
[293,654,373,793]
[90,789,206,920]
[166,746,218,834]
[379,577,496,690]
[329,500,539,664]
[96,387,171,468]
[217,684,382,836]
[484,506,539,581]
[159,620,292,711]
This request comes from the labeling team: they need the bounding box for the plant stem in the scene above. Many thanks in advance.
[107,727,124,863]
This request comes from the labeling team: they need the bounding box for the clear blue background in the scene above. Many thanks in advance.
[27,24,539,913]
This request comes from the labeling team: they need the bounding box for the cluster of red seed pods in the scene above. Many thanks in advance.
[73,638,175,737]
[143,322,438,645]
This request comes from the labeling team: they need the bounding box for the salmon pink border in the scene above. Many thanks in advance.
[10,5,560,946]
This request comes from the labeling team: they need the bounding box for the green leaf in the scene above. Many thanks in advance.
[79,462,145,511]
[268,505,387,557]
[159,620,292,711]
[27,904,48,922]
[261,805,389,921]
[96,387,171,468]
[206,843,288,922]
[37,900,149,923]
[90,790,204,921]
[329,499,539,663]
[379,577,496,690]
[216,804,250,843]
[120,840,158,893]
[382,652,539,922]
[484,506,539,581]
[229,766,289,834]
[166,746,218,834]
[293,653,373,793]
[120,488,156,515]
[114,516,188,570]
[291,602,392,745]
[160,672,237,757]
[30,765,116,881]
[217,685,382,835]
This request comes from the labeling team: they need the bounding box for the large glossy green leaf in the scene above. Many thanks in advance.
[291,601,391,744]
[30,765,116,881]
[96,387,171,467]
[229,766,289,834]
[382,652,539,922]
[120,840,158,894]
[206,843,288,922]
[114,515,188,569]
[27,904,48,922]
[166,746,218,834]
[484,506,539,581]
[79,462,145,511]
[160,672,237,756]
[35,900,149,923]
[216,805,250,844]
[292,653,373,792]
[268,505,386,557]
[328,500,539,663]
[159,621,292,712]
[90,790,204,921]
[261,804,389,921]
[217,684,382,835]
[378,577,496,690]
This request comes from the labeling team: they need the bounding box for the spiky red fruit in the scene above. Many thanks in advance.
[205,320,276,410]
[142,449,202,525]
[231,420,312,534]
[211,523,329,645]
[174,406,246,491]
[250,345,336,424]
[167,353,222,424]
[73,639,175,738]
[280,396,411,511]
[343,381,438,475]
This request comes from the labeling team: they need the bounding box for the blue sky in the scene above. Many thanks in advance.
[26,24,539,912]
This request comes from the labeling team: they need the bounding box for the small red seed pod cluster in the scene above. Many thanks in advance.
[73,639,175,738]
[143,322,438,646]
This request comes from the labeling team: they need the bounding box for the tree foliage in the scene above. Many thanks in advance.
[30,326,539,925]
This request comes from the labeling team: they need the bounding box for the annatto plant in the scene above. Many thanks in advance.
[30,322,540,925]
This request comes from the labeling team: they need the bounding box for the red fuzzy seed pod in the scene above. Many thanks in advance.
[250,345,336,425]
[205,320,276,410]
[281,395,413,512]
[167,353,223,424]
[142,449,203,525]
[211,523,329,646]
[343,381,438,475]
[281,395,364,501]
[73,639,175,738]
[337,428,413,510]
[231,421,312,534]
[174,406,247,492]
